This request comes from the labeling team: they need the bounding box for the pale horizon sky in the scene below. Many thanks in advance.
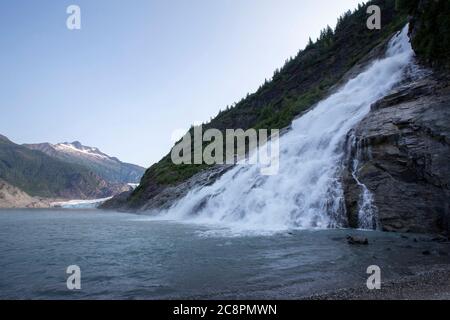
[1,0,362,167]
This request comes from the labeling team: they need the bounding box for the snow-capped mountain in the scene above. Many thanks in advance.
[24,141,145,184]
[0,136,132,202]
[54,141,111,160]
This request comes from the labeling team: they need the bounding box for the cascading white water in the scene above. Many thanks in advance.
[352,154,379,230]
[159,25,415,232]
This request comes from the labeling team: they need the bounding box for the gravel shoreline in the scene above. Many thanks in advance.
[306,265,450,300]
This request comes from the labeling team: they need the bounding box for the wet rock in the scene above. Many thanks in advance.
[346,235,369,245]
[343,76,450,236]
[371,82,433,111]
[431,235,449,243]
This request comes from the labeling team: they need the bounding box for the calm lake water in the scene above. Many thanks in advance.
[0,209,449,299]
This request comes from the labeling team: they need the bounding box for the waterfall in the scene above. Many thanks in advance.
[348,133,379,230]
[159,25,415,232]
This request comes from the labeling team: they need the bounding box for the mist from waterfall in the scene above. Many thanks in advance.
[157,25,415,233]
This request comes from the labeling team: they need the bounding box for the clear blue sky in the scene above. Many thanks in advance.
[1,0,362,167]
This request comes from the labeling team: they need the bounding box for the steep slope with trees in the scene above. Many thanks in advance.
[104,0,408,210]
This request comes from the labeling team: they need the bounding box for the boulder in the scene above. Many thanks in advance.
[347,235,369,245]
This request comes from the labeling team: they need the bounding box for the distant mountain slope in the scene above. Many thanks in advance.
[0,136,130,199]
[0,134,11,143]
[24,141,145,184]
[0,179,51,208]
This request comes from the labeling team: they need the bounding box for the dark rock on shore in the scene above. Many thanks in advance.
[347,235,369,245]
[432,235,449,243]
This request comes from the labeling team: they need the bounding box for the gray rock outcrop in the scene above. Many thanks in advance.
[343,73,450,235]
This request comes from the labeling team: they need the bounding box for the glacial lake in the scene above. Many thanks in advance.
[0,209,449,299]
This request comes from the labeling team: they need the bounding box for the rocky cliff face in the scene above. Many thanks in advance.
[343,73,450,235]
[342,0,450,236]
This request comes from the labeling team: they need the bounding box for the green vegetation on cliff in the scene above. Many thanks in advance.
[120,0,408,208]
[396,0,450,68]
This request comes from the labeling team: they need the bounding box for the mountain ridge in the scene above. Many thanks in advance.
[24,141,145,184]
[0,135,131,200]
